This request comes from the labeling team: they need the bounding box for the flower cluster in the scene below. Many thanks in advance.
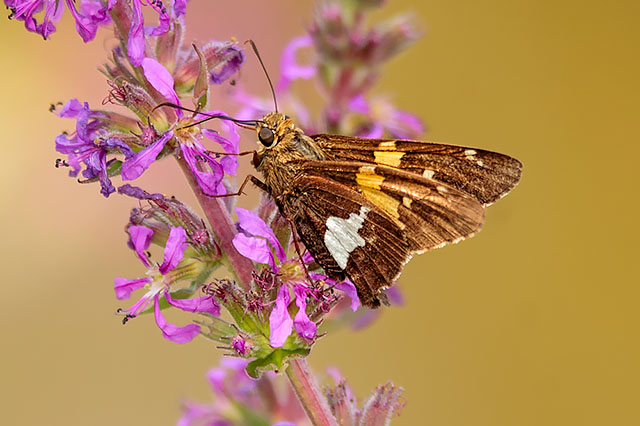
[234,0,423,139]
[178,358,308,426]
[179,359,405,426]
[114,188,222,343]
[53,0,244,198]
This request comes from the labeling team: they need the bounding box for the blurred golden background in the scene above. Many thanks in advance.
[1,0,638,425]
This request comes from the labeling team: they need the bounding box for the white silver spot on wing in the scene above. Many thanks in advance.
[324,206,370,269]
[464,149,483,166]
[422,169,435,179]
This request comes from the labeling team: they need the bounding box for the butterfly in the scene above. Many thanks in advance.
[225,112,522,308]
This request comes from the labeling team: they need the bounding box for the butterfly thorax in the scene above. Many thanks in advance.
[254,113,326,205]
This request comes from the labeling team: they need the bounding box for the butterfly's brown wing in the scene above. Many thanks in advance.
[294,160,485,254]
[282,174,410,307]
[312,134,523,205]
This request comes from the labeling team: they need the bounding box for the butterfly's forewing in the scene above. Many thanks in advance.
[295,160,485,253]
[312,134,523,205]
[283,174,410,307]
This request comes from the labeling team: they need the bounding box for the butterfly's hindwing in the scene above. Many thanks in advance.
[312,134,523,205]
[281,174,410,307]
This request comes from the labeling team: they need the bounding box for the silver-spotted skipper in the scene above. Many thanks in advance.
[241,113,522,307]
[162,44,522,308]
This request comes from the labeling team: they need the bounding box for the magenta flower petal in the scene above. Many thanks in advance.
[141,57,181,107]
[388,109,424,139]
[165,291,220,316]
[181,143,226,196]
[153,293,200,344]
[293,285,317,340]
[348,94,370,114]
[64,0,98,42]
[278,35,315,92]
[236,208,286,262]
[56,98,83,118]
[232,233,276,269]
[128,225,153,267]
[201,112,240,175]
[205,367,226,395]
[144,0,169,37]
[114,277,151,300]
[174,0,188,17]
[358,123,384,139]
[301,252,315,264]
[121,131,173,181]
[127,0,145,66]
[385,285,404,306]
[202,129,238,175]
[159,226,188,274]
[209,46,245,85]
[335,280,361,312]
[269,285,294,347]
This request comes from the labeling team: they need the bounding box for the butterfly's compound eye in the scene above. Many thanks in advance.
[258,127,275,147]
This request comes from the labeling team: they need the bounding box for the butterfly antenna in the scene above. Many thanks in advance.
[247,39,278,113]
[153,102,260,129]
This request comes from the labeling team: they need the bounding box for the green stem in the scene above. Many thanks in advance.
[286,358,338,426]
[176,157,254,289]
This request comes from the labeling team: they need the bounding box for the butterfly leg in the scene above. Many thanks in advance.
[287,219,319,289]
[205,149,256,157]
[207,175,267,198]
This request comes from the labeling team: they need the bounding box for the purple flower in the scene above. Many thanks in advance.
[120,130,173,181]
[55,99,134,197]
[127,0,146,66]
[126,0,190,65]
[64,0,113,42]
[201,114,240,175]
[269,285,295,347]
[115,226,219,343]
[232,208,286,270]
[6,0,112,40]
[141,57,181,108]
[180,140,227,196]
[348,94,424,139]
[231,208,360,347]
[209,45,245,85]
[293,285,316,340]
[278,35,316,92]
[179,358,307,426]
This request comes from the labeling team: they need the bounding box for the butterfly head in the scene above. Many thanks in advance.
[255,112,295,149]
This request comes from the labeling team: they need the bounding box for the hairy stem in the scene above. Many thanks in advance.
[177,157,254,289]
[286,358,338,426]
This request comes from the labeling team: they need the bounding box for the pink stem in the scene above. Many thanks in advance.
[286,358,338,426]
[177,157,254,289]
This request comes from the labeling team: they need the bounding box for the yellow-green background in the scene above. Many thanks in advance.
[1,0,638,424]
